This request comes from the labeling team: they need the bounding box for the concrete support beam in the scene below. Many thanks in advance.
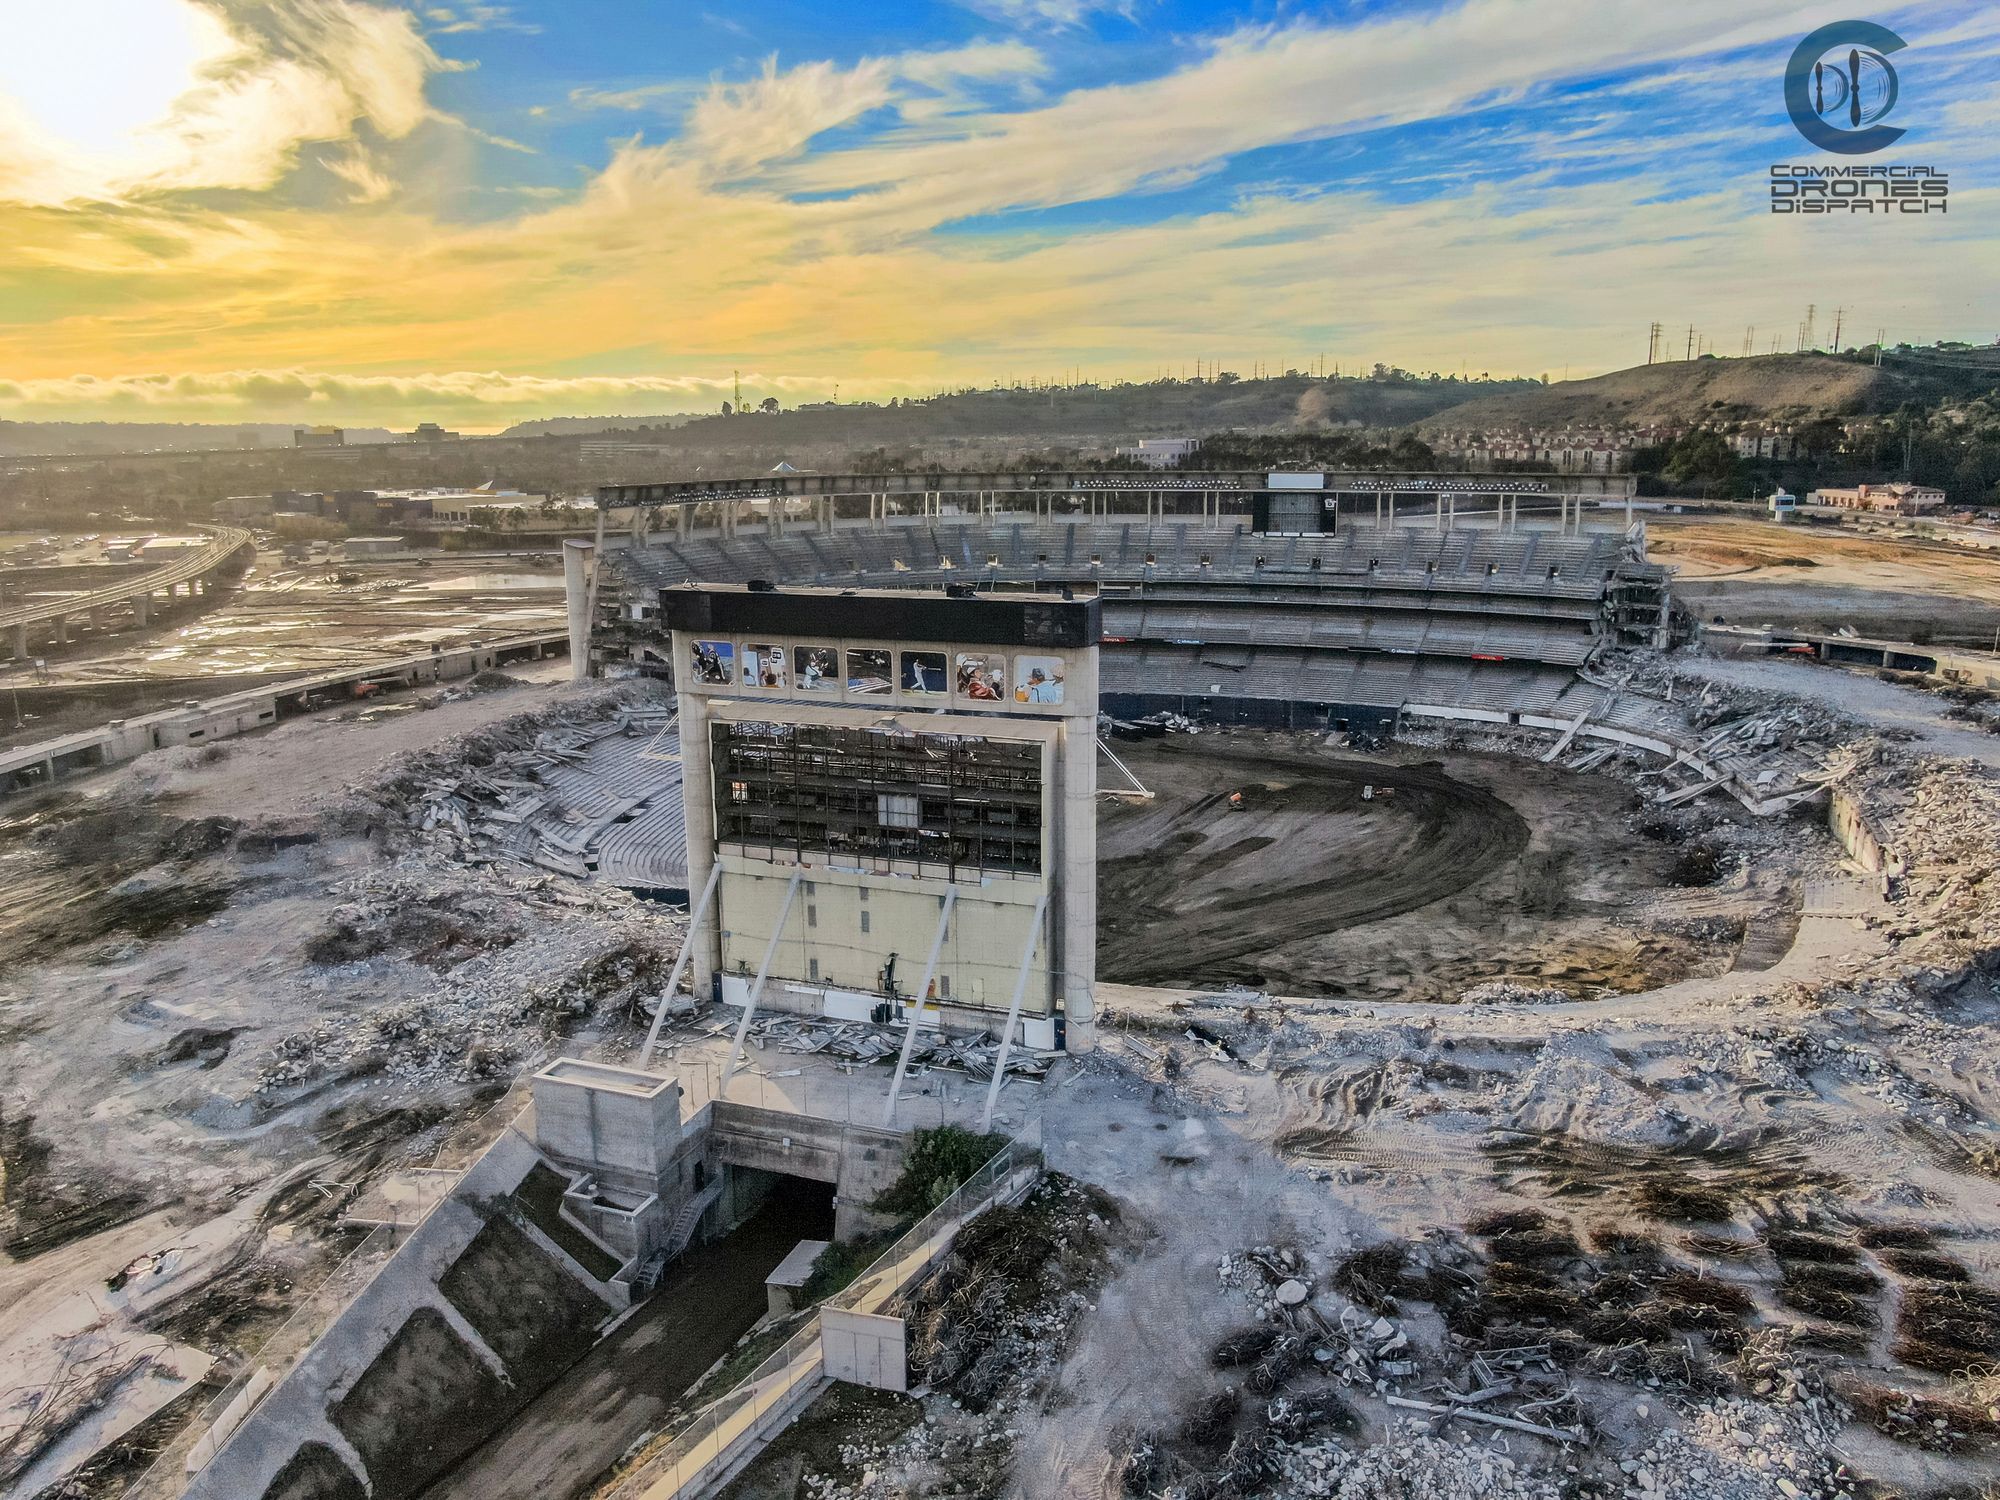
[640,862,722,1071]
[720,870,803,1094]
[883,887,958,1127]
[981,891,1048,1134]
[133,592,149,626]
[10,623,26,660]
[562,538,595,685]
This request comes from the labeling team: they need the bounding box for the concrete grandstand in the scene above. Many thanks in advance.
[592,470,1688,746]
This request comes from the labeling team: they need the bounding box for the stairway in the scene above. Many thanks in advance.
[662,1177,724,1261]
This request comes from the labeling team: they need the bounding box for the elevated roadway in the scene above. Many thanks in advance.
[3,526,254,658]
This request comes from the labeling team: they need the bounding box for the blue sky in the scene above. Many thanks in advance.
[0,0,1994,424]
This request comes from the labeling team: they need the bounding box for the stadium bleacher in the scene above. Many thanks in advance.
[609,517,1639,729]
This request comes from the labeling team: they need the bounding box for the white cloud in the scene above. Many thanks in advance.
[767,0,1827,231]
[324,148,395,202]
[952,0,1135,30]
[0,0,452,205]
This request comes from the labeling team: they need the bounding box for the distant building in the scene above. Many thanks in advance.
[580,440,677,468]
[342,536,405,559]
[406,422,461,442]
[294,426,345,448]
[1809,482,1947,514]
[1432,424,1666,473]
[1732,426,1797,460]
[1118,437,1202,468]
[215,494,274,521]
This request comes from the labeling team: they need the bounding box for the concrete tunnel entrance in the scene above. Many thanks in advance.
[418,1171,836,1500]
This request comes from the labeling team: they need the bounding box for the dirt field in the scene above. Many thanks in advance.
[1648,516,2000,643]
[1097,733,1754,1003]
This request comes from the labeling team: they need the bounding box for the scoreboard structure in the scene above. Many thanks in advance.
[658,584,1101,1061]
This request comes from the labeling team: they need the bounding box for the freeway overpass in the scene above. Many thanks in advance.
[3,526,254,660]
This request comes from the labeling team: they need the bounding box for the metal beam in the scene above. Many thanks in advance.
[718,870,803,1094]
[639,861,722,1070]
[980,892,1047,1134]
[883,887,958,1127]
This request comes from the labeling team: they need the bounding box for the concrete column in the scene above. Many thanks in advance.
[1434,493,1443,533]
[10,623,26,659]
[89,606,106,631]
[562,538,595,684]
[680,691,720,1003]
[55,614,69,644]
[1058,701,1098,1048]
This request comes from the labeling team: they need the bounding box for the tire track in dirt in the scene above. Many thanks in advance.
[1098,744,1528,988]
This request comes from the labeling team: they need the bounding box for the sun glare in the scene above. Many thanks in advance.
[0,0,231,160]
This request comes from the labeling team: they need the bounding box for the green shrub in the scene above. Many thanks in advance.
[870,1125,1009,1219]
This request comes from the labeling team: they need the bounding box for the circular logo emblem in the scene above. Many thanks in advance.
[1785,21,1907,155]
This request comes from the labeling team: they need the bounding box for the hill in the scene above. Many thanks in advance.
[1417,353,2000,435]
[0,420,399,456]
[573,372,1532,453]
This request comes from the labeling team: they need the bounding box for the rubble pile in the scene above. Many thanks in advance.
[1457,980,1573,1006]
[356,691,672,876]
[262,857,680,1091]
[1865,756,2000,963]
[743,1014,1056,1084]
[779,1176,1119,1500]
[1612,1396,1852,1500]
[1264,1422,1566,1500]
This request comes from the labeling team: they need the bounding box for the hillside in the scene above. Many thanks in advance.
[564,372,1532,452]
[1418,353,2000,434]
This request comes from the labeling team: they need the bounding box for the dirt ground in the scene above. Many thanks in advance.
[1647,516,2000,643]
[1098,733,1756,1003]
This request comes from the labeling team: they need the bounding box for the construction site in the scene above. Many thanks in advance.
[4,471,2000,1500]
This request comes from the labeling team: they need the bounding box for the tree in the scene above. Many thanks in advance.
[720,400,732,415]
[759,396,779,414]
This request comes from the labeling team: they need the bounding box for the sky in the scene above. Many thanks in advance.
[0,0,1996,429]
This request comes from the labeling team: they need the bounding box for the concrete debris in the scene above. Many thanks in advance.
[265,857,680,1092]
[1263,1421,1566,1499]
[1458,980,1573,1006]
[1610,1397,1854,1500]
[742,1014,1054,1083]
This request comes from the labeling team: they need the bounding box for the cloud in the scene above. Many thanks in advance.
[0,367,857,423]
[0,0,1994,425]
[0,0,452,206]
[423,4,541,35]
[952,0,1135,30]
[323,148,395,202]
[761,1,1835,232]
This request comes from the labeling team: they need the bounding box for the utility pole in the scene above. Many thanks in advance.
[1743,326,1755,357]
[1647,322,1662,364]
[1831,307,1844,353]
[1686,325,1695,361]
[1805,303,1817,350]
[733,369,742,411]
